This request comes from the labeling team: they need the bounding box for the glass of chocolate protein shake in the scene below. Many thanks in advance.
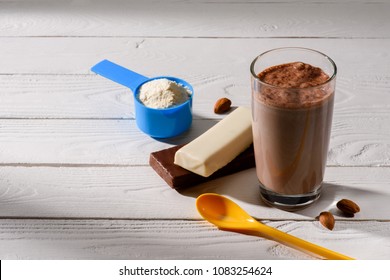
[250,47,337,211]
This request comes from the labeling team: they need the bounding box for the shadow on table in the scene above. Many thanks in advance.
[179,174,390,258]
[179,171,390,220]
[178,168,269,206]
[297,182,389,219]
[150,114,219,146]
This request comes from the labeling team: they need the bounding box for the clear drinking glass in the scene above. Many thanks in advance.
[250,47,337,211]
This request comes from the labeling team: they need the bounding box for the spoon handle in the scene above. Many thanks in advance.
[91,59,149,92]
[253,222,354,260]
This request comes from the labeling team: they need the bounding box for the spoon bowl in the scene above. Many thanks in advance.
[196,193,354,260]
[196,192,259,230]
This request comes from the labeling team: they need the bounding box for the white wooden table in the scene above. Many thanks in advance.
[0,0,389,260]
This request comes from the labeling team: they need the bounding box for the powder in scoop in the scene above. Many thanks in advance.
[138,78,192,109]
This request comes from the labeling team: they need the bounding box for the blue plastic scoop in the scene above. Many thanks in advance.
[91,60,193,138]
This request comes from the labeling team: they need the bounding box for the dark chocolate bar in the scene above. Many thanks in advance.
[149,144,255,189]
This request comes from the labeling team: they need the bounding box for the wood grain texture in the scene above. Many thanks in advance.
[0,218,388,260]
[0,116,389,166]
[1,0,389,261]
[0,75,133,119]
[1,38,390,76]
[0,0,388,38]
[0,166,389,220]
[0,70,389,120]
[0,39,389,167]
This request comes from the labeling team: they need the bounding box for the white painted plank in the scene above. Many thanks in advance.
[1,40,388,166]
[0,218,387,259]
[0,119,205,165]
[1,0,388,262]
[0,166,389,220]
[0,70,389,120]
[1,38,390,76]
[0,0,388,38]
[0,116,389,166]
[0,75,135,119]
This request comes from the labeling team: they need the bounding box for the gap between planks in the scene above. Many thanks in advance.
[0,163,389,168]
[0,35,389,40]
[0,217,388,222]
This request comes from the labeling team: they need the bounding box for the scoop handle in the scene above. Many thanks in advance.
[91,59,149,92]
[250,222,354,260]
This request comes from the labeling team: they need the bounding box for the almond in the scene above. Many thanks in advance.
[336,199,360,217]
[214,97,232,114]
[318,211,335,230]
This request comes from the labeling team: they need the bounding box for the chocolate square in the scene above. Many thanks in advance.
[149,144,255,189]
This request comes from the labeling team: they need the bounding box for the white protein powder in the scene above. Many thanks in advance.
[138,78,192,109]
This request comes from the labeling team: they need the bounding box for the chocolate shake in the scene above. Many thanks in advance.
[250,49,336,210]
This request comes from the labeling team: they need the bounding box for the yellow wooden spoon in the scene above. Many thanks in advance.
[196,193,354,260]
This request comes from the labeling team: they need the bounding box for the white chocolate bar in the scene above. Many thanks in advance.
[174,106,253,177]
